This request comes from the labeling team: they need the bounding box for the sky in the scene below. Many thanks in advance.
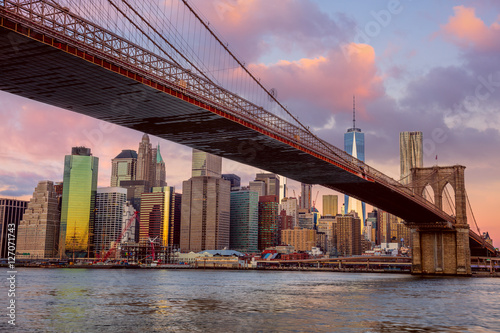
[1,0,499,247]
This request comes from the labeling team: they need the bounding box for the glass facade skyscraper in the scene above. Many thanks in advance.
[230,191,258,253]
[59,147,98,258]
[344,99,366,226]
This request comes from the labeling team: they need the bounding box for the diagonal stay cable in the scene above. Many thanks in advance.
[115,0,253,114]
[180,0,355,168]
[108,0,214,85]
[465,189,482,237]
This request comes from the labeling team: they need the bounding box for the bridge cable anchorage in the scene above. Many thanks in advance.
[179,0,356,170]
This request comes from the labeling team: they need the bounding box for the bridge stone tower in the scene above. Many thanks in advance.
[410,165,471,275]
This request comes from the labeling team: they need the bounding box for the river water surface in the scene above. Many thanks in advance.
[1,268,499,332]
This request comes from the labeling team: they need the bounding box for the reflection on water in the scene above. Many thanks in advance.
[1,268,499,332]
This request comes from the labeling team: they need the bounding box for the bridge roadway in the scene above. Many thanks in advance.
[0,0,495,255]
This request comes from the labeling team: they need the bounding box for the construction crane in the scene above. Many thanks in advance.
[148,236,159,263]
[312,190,320,211]
[100,211,138,262]
[148,236,158,266]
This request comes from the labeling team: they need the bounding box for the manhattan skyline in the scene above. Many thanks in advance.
[1,1,499,247]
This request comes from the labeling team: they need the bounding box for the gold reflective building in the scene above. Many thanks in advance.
[59,147,99,259]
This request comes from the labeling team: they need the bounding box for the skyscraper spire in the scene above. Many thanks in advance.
[353,95,356,129]
[156,142,164,163]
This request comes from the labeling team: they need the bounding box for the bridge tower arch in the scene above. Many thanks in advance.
[410,165,471,275]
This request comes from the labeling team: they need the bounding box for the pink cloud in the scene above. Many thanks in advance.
[190,0,353,62]
[0,92,193,194]
[439,6,500,51]
[248,43,384,121]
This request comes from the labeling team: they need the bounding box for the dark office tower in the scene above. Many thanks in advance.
[137,133,152,183]
[94,187,127,258]
[258,195,279,251]
[171,193,182,247]
[222,174,241,191]
[344,97,366,225]
[17,181,61,259]
[230,190,258,253]
[300,183,312,212]
[110,149,137,187]
[400,131,423,185]
[336,213,361,257]
[60,147,98,259]
[153,143,167,188]
[180,177,230,252]
[192,149,222,177]
[255,173,280,197]
[0,198,28,258]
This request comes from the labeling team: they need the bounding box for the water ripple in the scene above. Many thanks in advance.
[1,268,499,332]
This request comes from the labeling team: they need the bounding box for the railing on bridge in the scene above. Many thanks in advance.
[0,0,455,224]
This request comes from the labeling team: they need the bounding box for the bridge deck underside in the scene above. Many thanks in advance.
[0,26,458,224]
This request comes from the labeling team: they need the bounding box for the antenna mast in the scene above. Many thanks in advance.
[353,95,356,129]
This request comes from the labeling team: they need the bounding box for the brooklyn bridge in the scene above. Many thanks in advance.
[0,0,496,275]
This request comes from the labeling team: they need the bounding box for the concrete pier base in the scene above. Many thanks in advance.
[411,226,471,276]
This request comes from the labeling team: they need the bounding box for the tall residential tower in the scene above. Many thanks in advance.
[400,131,423,185]
[17,181,61,259]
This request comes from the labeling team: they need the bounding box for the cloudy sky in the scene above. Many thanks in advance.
[1,0,499,247]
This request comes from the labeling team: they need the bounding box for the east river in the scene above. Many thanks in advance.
[1,268,499,332]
